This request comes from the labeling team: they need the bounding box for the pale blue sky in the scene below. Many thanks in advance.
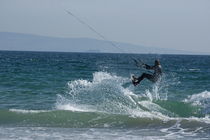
[0,0,210,53]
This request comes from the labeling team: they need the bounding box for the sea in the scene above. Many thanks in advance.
[0,51,210,140]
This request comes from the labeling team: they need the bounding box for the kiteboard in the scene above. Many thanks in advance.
[131,74,138,86]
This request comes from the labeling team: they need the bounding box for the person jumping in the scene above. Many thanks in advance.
[132,59,162,86]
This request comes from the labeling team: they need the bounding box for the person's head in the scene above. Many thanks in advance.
[155,60,160,66]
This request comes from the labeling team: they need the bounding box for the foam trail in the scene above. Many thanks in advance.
[56,94,95,112]
[9,109,50,114]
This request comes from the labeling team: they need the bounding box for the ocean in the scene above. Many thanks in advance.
[0,51,210,139]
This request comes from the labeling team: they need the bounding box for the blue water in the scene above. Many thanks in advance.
[0,51,210,139]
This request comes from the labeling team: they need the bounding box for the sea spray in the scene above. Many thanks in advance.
[184,90,210,114]
[143,72,180,102]
[56,72,142,114]
[56,72,181,119]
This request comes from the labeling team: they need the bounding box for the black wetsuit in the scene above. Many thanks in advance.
[133,64,162,86]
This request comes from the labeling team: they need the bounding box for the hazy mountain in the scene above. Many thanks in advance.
[0,32,200,54]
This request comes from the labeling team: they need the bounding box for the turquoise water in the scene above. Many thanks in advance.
[0,51,210,139]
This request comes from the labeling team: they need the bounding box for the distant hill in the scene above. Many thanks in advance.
[0,32,197,54]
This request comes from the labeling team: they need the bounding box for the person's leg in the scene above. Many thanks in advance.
[133,73,154,86]
[139,73,153,81]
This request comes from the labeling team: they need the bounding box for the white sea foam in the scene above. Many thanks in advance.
[56,104,94,112]
[138,101,176,117]
[56,72,135,114]
[184,115,210,124]
[128,108,171,121]
[9,109,50,114]
[189,68,200,71]
[92,71,119,83]
[184,90,210,105]
[1,126,208,140]
[55,94,96,112]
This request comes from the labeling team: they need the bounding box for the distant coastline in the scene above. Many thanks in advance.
[0,32,208,55]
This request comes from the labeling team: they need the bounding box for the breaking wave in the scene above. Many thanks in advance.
[1,72,210,129]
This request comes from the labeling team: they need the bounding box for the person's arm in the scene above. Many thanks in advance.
[144,64,154,70]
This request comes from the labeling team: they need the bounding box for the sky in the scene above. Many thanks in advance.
[0,0,210,53]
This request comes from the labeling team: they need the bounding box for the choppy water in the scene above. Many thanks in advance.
[0,51,210,139]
